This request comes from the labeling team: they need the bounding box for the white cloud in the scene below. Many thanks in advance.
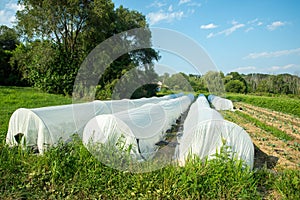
[207,22,245,38]
[283,64,294,69]
[231,20,238,25]
[5,3,24,11]
[247,18,263,27]
[188,9,195,14]
[267,21,285,31]
[257,22,263,26]
[179,0,191,5]
[148,1,167,8]
[243,18,264,33]
[187,2,202,7]
[221,22,245,35]
[147,10,184,25]
[270,66,280,71]
[247,18,258,24]
[0,10,15,27]
[232,66,257,73]
[168,5,173,12]
[0,2,24,27]
[268,64,295,72]
[244,48,300,59]
[207,33,214,39]
[200,23,218,29]
[231,64,297,74]
[245,27,254,32]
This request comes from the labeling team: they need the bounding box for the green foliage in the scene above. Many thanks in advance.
[202,71,225,95]
[131,83,158,99]
[95,68,159,100]
[188,74,208,93]
[226,93,300,117]
[244,73,300,95]
[225,79,247,93]
[172,71,299,96]
[224,72,248,93]
[159,72,195,93]
[275,170,300,199]
[13,0,159,96]
[0,25,25,86]
[0,136,260,199]
[0,25,19,51]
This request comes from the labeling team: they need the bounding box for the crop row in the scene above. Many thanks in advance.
[226,94,300,118]
[236,102,300,139]
[234,111,293,141]
[222,110,300,169]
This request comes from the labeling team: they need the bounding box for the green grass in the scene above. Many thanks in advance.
[226,93,300,118]
[0,86,71,141]
[0,138,262,199]
[0,87,299,199]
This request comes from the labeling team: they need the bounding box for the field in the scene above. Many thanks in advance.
[223,94,300,171]
[0,87,299,199]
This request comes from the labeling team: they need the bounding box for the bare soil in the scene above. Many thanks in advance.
[235,102,300,141]
[223,103,300,171]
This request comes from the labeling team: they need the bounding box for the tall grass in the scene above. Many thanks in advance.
[1,137,261,199]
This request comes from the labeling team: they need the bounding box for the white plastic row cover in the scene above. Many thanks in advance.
[83,95,194,160]
[6,93,183,153]
[176,94,254,169]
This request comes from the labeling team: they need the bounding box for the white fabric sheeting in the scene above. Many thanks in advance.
[83,104,166,160]
[83,95,193,160]
[208,94,234,111]
[6,101,110,153]
[176,95,254,169]
[158,95,193,132]
[6,94,183,154]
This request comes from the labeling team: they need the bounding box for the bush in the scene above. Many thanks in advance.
[225,80,247,93]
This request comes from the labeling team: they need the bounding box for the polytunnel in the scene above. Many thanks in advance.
[83,94,193,161]
[207,94,234,111]
[176,94,254,169]
[6,94,180,153]
[158,95,194,132]
[129,94,175,108]
[6,101,110,153]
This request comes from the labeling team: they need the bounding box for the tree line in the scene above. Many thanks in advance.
[159,71,300,95]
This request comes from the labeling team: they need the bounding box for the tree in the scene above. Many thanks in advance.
[13,0,159,96]
[188,74,207,92]
[225,80,246,93]
[202,71,225,95]
[243,73,300,95]
[0,25,24,85]
[225,72,248,93]
[0,25,19,51]
[163,73,193,92]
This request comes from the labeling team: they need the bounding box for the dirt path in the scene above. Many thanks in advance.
[222,108,300,171]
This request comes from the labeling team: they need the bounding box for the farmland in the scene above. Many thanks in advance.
[0,87,300,199]
[222,93,300,171]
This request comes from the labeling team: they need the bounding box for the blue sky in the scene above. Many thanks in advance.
[1,0,300,76]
